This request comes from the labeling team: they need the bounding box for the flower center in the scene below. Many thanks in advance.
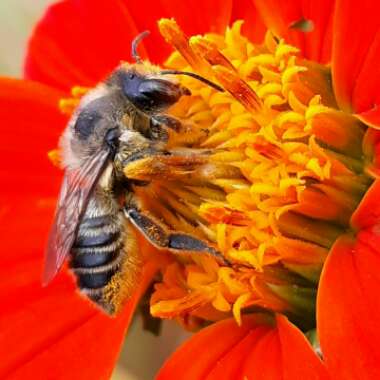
[147,19,371,328]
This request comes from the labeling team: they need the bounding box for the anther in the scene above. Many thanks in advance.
[189,35,236,71]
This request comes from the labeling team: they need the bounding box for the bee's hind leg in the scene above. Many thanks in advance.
[124,207,230,266]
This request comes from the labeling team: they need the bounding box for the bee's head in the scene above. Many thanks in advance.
[114,64,191,113]
[109,31,224,113]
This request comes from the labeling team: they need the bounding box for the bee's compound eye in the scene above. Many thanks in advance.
[120,71,150,109]
[120,70,186,112]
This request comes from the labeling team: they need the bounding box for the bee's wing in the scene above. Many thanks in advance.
[43,148,111,285]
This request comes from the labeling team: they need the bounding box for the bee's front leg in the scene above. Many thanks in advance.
[151,115,182,132]
[123,207,230,266]
[147,114,183,142]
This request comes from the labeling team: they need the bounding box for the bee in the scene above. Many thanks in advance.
[44,31,227,314]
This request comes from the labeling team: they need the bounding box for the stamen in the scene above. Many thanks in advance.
[212,65,263,112]
[59,98,80,114]
[71,86,90,97]
[147,22,372,323]
[158,19,208,74]
[189,35,236,70]
[47,149,62,168]
[59,87,89,114]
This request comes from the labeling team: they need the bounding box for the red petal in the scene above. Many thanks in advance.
[350,179,380,230]
[276,315,329,380]
[0,78,66,196]
[25,0,143,91]
[230,0,266,43]
[253,0,335,63]
[126,0,232,64]
[0,196,56,264]
[0,78,67,257]
[157,315,266,380]
[242,316,328,380]
[332,0,380,122]
[0,258,157,379]
[205,326,270,380]
[241,328,283,379]
[158,314,328,380]
[356,105,380,130]
[317,234,380,380]
[25,0,233,90]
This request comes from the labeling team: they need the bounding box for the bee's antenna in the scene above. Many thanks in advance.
[160,70,224,92]
[131,30,150,63]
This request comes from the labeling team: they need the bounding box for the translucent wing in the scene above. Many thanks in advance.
[43,148,111,285]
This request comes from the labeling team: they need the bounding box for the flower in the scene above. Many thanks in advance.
[1,0,380,379]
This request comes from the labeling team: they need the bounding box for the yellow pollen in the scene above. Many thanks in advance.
[59,86,90,114]
[47,149,62,168]
[59,98,80,115]
[158,18,209,75]
[147,19,371,324]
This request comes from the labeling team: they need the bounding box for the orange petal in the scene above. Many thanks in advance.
[317,234,380,380]
[332,0,380,123]
[356,106,380,130]
[0,78,67,258]
[242,315,329,380]
[25,0,143,90]
[0,77,67,196]
[350,179,380,230]
[231,0,266,43]
[121,0,233,64]
[205,326,271,380]
[25,0,233,90]
[253,0,335,63]
[276,315,329,380]
[240,329,283,379]
[0,260,157,379]
[157,315,269,380]
[157,314,328,380]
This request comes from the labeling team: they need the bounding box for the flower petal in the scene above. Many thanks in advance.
[332,0,380,123]
[276,315,329,380]
[350,179,380,230]
[317,234,380,380]
[205,326,270,380]
[230,0,266,43]
[126,0,232,64]
[157,315,265,380]
[0,78,67,257]
[0,77,66,195]
[253,0,335,63]
[25,0,143,91]
[25,0,233,90]
[157,314,328,380]
[356,107,380,130]
[0,257,157,380]
[242,315,328,380]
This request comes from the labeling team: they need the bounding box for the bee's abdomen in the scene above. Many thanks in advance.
[70,209,124,303]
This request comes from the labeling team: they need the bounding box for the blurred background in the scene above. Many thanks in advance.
[0,1,190,379]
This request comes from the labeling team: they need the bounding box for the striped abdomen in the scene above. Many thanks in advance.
[70,190,124,313]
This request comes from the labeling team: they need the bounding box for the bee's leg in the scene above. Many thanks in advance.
[151,115,182,132]
[148,115,182,142]
[124,207,230,266]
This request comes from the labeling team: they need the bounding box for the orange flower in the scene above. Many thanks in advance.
[1,0,380,379]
